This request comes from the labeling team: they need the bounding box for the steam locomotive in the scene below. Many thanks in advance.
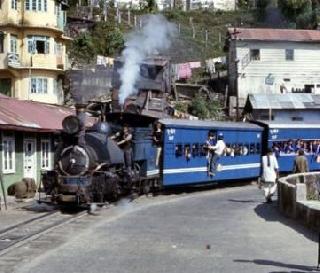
[41,104,320,207]
[42,107,160,205]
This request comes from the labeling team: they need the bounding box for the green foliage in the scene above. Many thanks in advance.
[69,33,95,63]
[189,93,222,120]
[69,22,124,64]
[92,22,124,56]
[278,0,312,21]
[145,0,157,12]
[256,0,270,18]
[237,0,249,8]
[175,101,189,113]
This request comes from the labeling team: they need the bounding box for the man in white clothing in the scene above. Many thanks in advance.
[261,148,279,203]
[207,132,226,176]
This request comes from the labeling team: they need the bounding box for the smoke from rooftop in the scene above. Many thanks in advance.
[118,14,177,105]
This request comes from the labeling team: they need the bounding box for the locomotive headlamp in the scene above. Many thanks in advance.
[62,115,81,134]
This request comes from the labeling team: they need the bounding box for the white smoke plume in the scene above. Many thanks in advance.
[118,14,177,105]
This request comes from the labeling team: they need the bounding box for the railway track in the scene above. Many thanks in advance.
[0,208,87,256]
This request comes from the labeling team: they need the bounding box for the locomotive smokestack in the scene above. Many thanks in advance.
[76,104,87,147]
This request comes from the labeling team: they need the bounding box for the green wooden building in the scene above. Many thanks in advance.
[0,96,73,196]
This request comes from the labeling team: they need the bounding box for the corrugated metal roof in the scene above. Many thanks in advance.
[228,28,320,42]
[0,96,86,132]
[254,120,320,128]
[247,94,320,110]
[160,119,262,130]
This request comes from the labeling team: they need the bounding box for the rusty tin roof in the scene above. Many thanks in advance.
[0,96,75,132]
[228,28,320,42]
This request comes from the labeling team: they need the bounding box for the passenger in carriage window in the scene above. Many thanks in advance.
[241,144,249,156]
[310,140,318,154]
[250,143,256,154]
[185,144,191,160]
[295,139,302,152]
[192,143,199,157]
[303,141,310,154]
[272,142,281,157]
[284,139,295,154]
[315,140,320,156]
[234,144,242,156]
[225,144,234,157]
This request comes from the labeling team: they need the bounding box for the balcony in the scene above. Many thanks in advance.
[7,53,21,68]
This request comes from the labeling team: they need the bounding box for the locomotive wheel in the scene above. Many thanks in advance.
[141,179,151,195]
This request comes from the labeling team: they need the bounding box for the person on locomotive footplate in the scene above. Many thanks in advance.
[153,122,163,167]
[206,132,226,176]
[111,125,133,177]
[261,148,279,203]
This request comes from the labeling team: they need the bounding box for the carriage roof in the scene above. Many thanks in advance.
[254,120,320,129]
[159,119,263,131]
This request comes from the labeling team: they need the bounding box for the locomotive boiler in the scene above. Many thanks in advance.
[42,105,126,204]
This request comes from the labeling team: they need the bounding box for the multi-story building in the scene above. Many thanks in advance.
[226,28,320,115]
[0,0,69,104]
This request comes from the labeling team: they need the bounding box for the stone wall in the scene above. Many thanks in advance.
[278,172,320,231]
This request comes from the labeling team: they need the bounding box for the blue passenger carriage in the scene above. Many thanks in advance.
[255,121,320,172]
[159,119,263,187]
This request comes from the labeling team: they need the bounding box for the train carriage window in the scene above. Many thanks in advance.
[175,144,183,157]
[250,143,256,154]
[200,144,207,156]
[234,144,242,156]
[256,143,261,154]
[192,143,199,157]
[184,144,191,160]
[224,143,233,156]
[241,144,249,156]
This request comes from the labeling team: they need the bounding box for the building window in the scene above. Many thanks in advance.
[27,36,49,54]
[11,0,17,9]
[32,0,36,10]
[25,0,47,11]
[285,49,294,61]
[250,49,260,61]
[30,78,48,94]
[41,139,51,169]
[10,35,17,53]
[2,137,15,173]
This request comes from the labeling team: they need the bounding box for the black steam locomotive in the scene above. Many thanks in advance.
[42,107,159,206]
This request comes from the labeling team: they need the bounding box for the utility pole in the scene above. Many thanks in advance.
[232,27,241,121]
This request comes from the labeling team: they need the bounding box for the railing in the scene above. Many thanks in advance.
[7,53,20,68]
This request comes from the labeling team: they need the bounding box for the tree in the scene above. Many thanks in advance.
[69,33,95,64]
[68,22,124,65]
[92,22,124,56]
[278,0,311,22]
[145,0,157,12]
[189,93,223,120]
[256,0,270,19]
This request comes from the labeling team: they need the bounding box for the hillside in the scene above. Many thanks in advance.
[67,7,258,65]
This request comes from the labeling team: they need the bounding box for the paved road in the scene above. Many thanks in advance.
[13,185,319,273]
